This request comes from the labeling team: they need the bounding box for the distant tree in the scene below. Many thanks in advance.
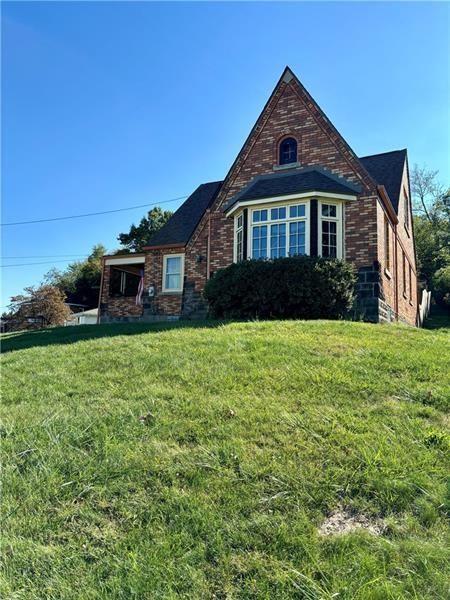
[117,207,173,253]
[7,285,71,331]
[411,165,449,306]
[45,244,106,308]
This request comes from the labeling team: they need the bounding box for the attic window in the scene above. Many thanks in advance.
[279,137,297,165]
[403,187,410,230]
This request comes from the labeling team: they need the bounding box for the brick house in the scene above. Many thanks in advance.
[99,67,418,326]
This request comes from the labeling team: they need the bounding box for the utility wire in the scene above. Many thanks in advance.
[1,195,187,227]
[1,254,89,259]
[1,259,93,268]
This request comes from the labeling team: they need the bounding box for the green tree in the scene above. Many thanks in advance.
[45,244,106,309]
[411,165,449,305]
[117,207,173,253]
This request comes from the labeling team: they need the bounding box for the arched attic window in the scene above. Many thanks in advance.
[279,137,297,165]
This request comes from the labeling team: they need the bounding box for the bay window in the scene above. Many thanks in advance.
[233,199,343,262]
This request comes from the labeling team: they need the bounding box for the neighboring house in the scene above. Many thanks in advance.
[65,308,98,326]
[99,67,418,326]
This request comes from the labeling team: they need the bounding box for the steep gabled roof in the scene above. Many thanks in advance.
[359,149,407,212]
[224,167,361,211]
[145,181,222,248]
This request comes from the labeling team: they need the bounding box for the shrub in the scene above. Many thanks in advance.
[432,265,450,308]
[204,257,356,319]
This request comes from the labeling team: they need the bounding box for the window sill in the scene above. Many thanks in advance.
[404,224,411,238]
[160,290,183,296]
[409,300,414,306]
[403,292,407,300]
[384,268,392,280]
[272,162,301,171]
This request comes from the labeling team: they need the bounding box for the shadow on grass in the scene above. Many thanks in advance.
[1,320,225,354]
[423,305,450,330]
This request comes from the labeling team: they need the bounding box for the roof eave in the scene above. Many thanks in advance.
[225,191,358,217]
[377,185,399,224]
[142,242,186,251]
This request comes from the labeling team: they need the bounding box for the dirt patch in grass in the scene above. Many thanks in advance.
[319,507,386,536]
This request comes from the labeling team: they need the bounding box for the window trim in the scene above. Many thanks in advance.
[162,253,185,293]
[234,212,244,262]
[318,200,343,259]
[247,200,310,260]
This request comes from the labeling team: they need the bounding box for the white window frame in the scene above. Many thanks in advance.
[247,200,310,260]
[233,212,244,262]
[318,200,343,259]
[162,253,185,293]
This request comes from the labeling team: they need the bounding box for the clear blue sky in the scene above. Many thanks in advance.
[2,1,449,309]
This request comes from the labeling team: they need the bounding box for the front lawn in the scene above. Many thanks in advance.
[2,320,449,598]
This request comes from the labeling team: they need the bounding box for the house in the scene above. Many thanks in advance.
[99,67,418,326]
[64,308,98,326]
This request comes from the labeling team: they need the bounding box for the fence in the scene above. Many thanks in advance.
[418,289,431,327]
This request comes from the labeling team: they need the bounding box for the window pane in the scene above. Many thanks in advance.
[279,137,297,165]
[124,272,141,296]
[165,274,180,290]
[289,204,306,218]
[270,223,286,258]
[321,220,337,258]
[289,221,306,255]
[322,204,337,218]
[166,257,181,274]
[253,211,260,223]
[252,225,268,259]
[237,214,243,228]
[260,210,268,222]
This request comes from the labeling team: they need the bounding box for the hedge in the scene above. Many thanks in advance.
[204,256,356,320]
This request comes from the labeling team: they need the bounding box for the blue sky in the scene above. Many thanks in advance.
[2,1,449,309]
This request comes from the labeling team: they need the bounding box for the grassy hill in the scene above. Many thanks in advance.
[2,320,449,599]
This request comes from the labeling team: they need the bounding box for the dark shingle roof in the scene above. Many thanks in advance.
[359,149,407,212]
[145,181,222,247]
[224,168,361,212]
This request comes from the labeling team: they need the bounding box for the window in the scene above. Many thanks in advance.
[402,252,407,296]
[409,264,413,301]
[110,266,142,297]
[235,214,244,262]
[384,217,391,271]
[162,254,184,292]
[279,137,297,165]
[250,203,308,259]
[319,203,341,258]
[404,187,410,230]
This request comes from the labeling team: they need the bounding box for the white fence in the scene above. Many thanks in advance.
[418,289,431,327]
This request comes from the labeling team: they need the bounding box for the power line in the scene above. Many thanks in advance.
[1,195,187,227]
[1,254,89,259]
[1,259,92,268]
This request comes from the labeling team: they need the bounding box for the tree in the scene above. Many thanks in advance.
[45,244,106,309]
[117,207,173,253]
[411,165,449,306]
[7,285,71,331]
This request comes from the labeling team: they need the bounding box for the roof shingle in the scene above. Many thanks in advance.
[145,181,222,247]
[359,149,407,212]
[223,168,361,212]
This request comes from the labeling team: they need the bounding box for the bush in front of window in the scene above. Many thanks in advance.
[204,256,356,320]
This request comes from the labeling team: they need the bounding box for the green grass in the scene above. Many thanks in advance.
[2,320,449,599]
